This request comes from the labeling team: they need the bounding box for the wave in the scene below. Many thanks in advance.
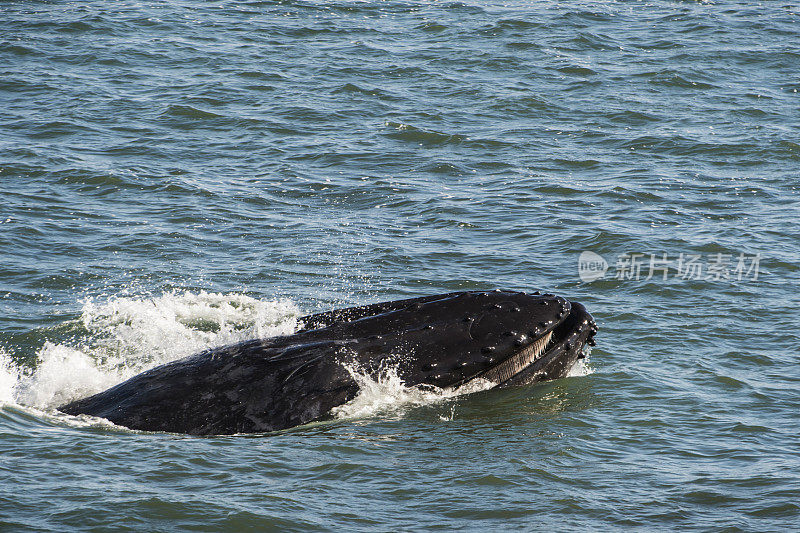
[0,290,300,410]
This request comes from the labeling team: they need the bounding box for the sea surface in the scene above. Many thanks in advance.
[1,0,799,530]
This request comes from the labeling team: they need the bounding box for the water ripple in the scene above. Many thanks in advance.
[1,0,799,530]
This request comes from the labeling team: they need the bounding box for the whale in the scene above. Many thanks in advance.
[59,290,598,435]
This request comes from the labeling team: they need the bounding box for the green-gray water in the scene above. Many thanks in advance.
[1,0,799,530]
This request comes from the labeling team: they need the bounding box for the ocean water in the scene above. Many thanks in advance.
[1,0,799,530]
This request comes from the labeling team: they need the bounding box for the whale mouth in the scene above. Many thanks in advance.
[476,331,554,384]
[465,301,596,388]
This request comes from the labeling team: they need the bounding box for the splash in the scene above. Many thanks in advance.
[0,349,18,405]
[332,354,592,424]
[331,361,494,422]
[567,346,595,377]
[3,291,301,410]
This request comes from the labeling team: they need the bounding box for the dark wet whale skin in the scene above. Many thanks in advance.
[59,290,597,435]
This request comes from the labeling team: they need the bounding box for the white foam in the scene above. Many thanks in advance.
[0,349,19,405]
[4,290,301,410]
[331,361,495,422]
[567,347,595,377]
[15,343,117,408]
[333,354,594,424]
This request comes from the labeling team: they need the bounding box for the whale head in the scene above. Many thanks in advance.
[299,289,598,390]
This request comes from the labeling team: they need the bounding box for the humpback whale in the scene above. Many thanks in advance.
[59,290,597,435]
